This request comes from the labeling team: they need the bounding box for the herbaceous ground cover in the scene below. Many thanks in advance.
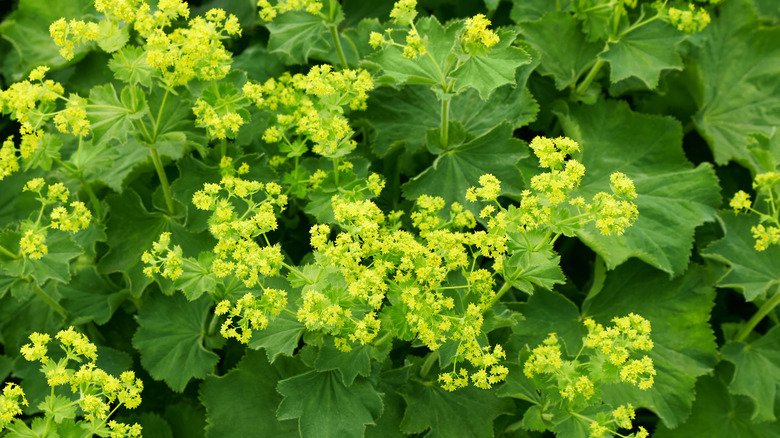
[0,0,779,437]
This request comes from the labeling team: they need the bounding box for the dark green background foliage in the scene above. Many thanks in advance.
[0,0,779,437]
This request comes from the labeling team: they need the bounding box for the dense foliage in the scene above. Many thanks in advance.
[0,0,778,436]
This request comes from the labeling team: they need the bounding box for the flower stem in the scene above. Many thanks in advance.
[329,25,348,69]
[735,291,780,342]
[33,282,68,319]
[149,147,175,216]
[440,96,451,149]
[0,243,19,259]
[574,58,605,98]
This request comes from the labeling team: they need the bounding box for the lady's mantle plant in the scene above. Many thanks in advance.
[0,0,778,437]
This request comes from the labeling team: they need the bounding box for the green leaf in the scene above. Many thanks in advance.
[58,266,128,325]
[132,293,219,392]
[693,0,780,167]
[265,11,331,65]
[315,339,372,386]
[503,242,565,294]
[277,370,383,438]
[511,0,573,23]
[364,62,538,158]
[701,212,780,301]
[722,325,780,422]
[173,252,217,301]
[200,349,297,438]
[402,123,527,216]
[450,30,531,99]
[554,99,721,276]
[584,261,718,428]
[0,229,82,286]
[398,378,514,437]
[600,19,685,88]
[98,190,206,297]
[108,45,155,87]
[87,83,148,146]
[653,375,780,438]
[0,0,96,80]
[520,12,603,90]
[39,394,77,424]
[96,19,130,53]
[368,16,459,86]
[510,288,584,356]
[247,311,305,363]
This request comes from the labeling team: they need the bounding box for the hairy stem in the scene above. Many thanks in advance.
[574,58,605,98]
[34,283,68,319]
[735,291,780,342]
[440,96,451,149]
[149,147,175,216]
[0,243,19,259]
[329,26,349,69]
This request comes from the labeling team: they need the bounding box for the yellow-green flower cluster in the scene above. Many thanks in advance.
[243,65,373,157]
[215,290,288,343]
[518,137,639,236]
[305,195,508,388]
[667,3,711,33]
[525,313,655,416]
[144,8,241,86]
[142,232,184,280]
[462,14,500,48]
[49,18,100,60]
[466,173,501,202]
[17,328,143,432]
[0,383,26,431]
[191,161,287,287]
[257,0,323,22]
[368,0,429,59]
[731,171,780,251]
[0,67,66,139]
[0,383,27,430]
[18,178,92,259]
[584,314,655,389]
[193,99,245,140]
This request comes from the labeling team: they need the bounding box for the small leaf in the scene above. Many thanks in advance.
[701,212,780,301]
[277,370,383,438]
[174,252,217,301]
[133,293,219,392]
[450,30,531,99]
[721,324,780,421]
[248,311,305,363]
[87,83,148,146]
[39,394,77,424]
[315,339,372,386]
[108,45,155,87]
[367,16,459,86]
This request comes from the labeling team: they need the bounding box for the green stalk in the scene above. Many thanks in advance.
[420,351,439,378]
[735,292,780,342]
[0,243,19,259]
[33,283,68,319]
[440,96,451,149]
[149,147,175,216]
[329,26,349,69]
[574,58,605,98]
